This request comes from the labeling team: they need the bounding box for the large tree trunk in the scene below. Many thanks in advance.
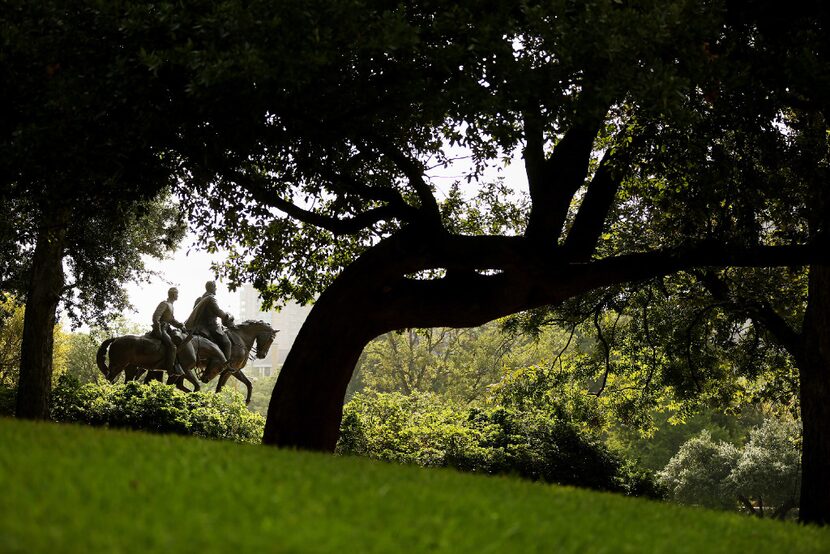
[798,111,829,525]
[15,223,66,420]
[799,264,830,525]
[260,232,540,450]
[263,275,380,450]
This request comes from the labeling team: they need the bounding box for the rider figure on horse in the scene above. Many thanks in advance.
[185,280,234,361]
[151,287,185,377]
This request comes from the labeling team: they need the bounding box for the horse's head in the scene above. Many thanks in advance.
[254,327,279,359]
[225,320,278,365]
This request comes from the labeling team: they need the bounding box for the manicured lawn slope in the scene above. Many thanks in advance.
[1,418,827,553]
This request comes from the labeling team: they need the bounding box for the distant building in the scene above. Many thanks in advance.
[238,283,312,378]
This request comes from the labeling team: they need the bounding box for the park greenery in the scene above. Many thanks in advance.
[0,311,803,518]
[2,0,830,531]
[337,390,662,498]
[50,376,264,444]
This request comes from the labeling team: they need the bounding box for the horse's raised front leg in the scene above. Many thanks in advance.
[182,367,200,393]
[231,371,254,405]
[166,373,192,393]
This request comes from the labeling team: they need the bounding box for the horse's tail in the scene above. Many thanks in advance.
[96,338,117,380]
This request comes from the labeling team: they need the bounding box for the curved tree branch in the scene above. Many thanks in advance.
[371,141,443,228]
[233,171,411,236]
[693,269,803,358]
[323,170,420,220]
[358,239,830,331]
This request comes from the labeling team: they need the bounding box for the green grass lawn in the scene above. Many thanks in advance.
[1,418,828,553]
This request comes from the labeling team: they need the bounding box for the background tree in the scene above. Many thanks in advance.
[657,430,740,511]
[0,295,69,389]
[3,191,184,419]
[609,406,765,472]
[659,417,801,519]
[157,0,828,457]
[514,108,827,518]
[0,296,25,388]
[727,418,802,519]
[349,321,559,402]
[124,6,829,528]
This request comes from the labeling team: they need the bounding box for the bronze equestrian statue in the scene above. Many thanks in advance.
[97,281,278,403]
[96,331,227,392]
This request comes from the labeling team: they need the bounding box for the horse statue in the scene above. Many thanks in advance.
[170,319,278,404]
[96,331,227,393]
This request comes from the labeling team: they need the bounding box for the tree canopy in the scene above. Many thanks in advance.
[2,1,188,418]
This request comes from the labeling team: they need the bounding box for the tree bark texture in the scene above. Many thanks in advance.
[799,264,830,525]
[15,223,66,420]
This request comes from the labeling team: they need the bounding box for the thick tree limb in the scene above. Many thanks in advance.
[181,138,424,234]
[524,104,607,247]
[563,146,628,261]
[523,105,549,218]
[360,240,829,330]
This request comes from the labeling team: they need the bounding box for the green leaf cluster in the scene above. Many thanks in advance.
[0,295,70,386]
[337,390,662,497]
[515,268,804,431]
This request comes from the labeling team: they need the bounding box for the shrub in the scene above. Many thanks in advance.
[657,430,740,510]
[727,418,801,515]
[51,374,264,443]
[337,391,661,497]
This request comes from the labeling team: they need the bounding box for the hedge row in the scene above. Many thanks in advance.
[48,375,264,443]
